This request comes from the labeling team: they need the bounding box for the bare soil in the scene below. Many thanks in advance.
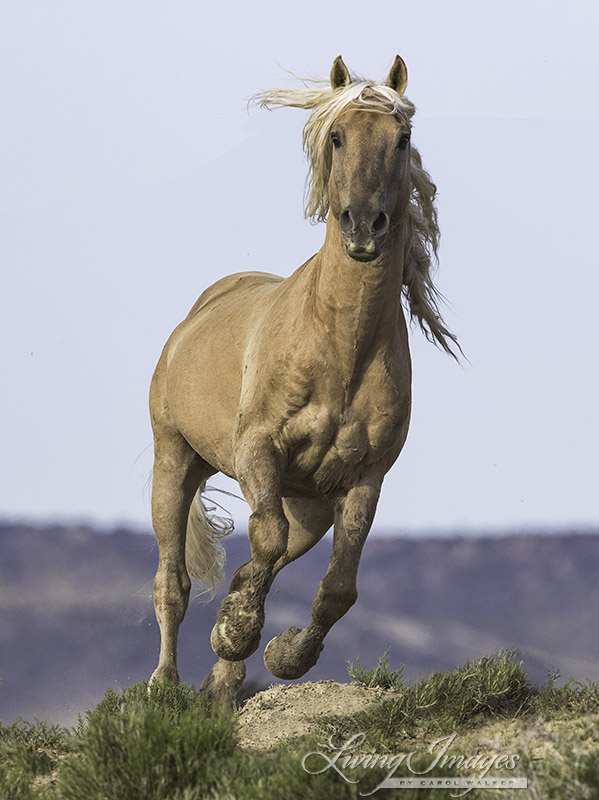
[236,680,392,750]
[236,680,599,766]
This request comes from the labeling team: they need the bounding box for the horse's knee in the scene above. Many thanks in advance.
[248,508,288,564]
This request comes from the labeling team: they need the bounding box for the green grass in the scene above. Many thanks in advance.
[0,718,75,800]
[347,649,404,689]
[56,681,237,800]
[343,650,537,741]
[0,680,356,800]
[1,652,599,799]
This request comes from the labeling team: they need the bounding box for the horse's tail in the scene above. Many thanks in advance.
[185,481,234,599]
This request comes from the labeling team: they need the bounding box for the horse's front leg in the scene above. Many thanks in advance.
[210,435,288,662]
[202,496,333,705]
[263,476,382,680]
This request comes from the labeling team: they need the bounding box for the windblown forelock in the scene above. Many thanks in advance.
[251,76,461,358]
[252,79,414,222]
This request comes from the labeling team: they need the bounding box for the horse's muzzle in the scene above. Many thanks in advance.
[345,239,381,262]
[340,207,389,262]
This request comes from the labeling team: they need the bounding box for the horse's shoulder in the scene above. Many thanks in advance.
[185,271,282,319]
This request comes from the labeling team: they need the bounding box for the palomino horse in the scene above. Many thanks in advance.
[149,56,458,704]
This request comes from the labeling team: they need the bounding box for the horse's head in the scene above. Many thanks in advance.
[327,56,412,263]
[251,60,459,354]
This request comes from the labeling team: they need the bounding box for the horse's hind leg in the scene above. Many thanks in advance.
[202,496,333,705]
[150,419,212,685]
[199,658,247,707]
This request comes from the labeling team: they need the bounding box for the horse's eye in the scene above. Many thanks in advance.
[397,132,411,150]
[330,131,341,148]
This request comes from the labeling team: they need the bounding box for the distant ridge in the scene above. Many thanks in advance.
[1,521,598,725]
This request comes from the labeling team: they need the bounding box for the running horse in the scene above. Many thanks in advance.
[149,56,458,704]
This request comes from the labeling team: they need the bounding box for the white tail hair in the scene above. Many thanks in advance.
[185,481,234,599]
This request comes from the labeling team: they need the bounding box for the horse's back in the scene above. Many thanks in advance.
[185,271,283,321]
[164,270,284,366]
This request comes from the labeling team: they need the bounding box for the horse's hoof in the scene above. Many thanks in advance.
[210,592,263,660]
[263,626,323,679]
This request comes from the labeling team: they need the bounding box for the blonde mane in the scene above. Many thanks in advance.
[252,75,460,357]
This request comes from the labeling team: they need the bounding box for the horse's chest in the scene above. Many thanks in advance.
[280,375,410,487]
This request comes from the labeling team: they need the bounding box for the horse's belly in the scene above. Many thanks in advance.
[167,362,240,475]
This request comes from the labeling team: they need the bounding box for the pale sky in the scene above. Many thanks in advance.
[1,1,598,534]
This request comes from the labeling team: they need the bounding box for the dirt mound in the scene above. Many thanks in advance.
[236,680,391,750]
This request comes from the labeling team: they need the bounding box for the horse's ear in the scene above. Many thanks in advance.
[330,55,351,90]
[386,55,408,95]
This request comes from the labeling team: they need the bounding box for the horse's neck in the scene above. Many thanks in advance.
[309,218,406,374]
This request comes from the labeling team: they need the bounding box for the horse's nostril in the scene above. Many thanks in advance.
[340,209,352,232]
[373,212,388,234]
